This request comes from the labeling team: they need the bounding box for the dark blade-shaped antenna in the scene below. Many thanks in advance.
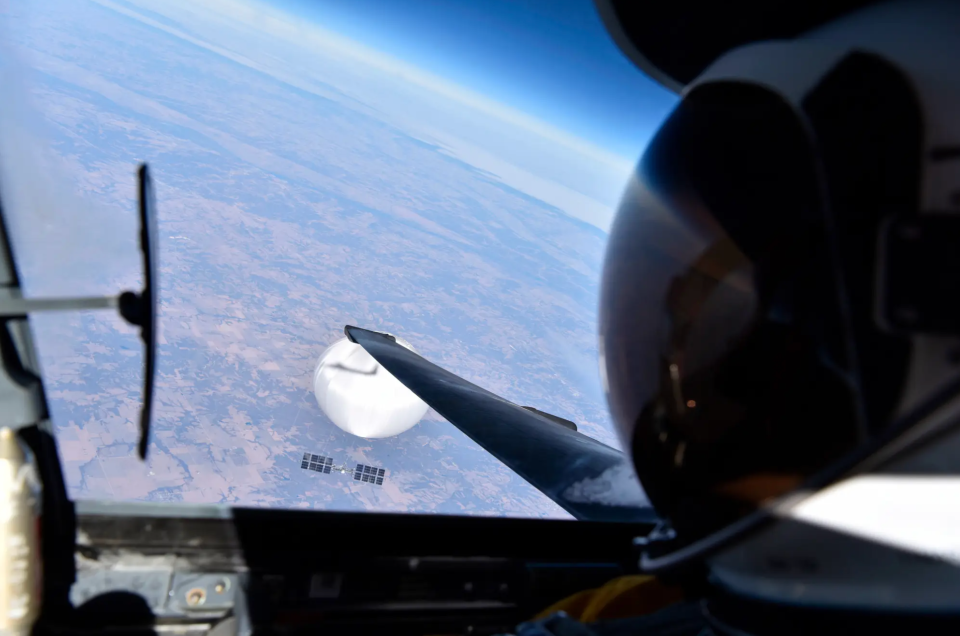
[118,164,157,460]
[344,325,655,523]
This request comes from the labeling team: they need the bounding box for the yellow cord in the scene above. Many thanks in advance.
[534,575,684,623]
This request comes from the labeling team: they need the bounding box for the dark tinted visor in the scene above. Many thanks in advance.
[601,82,861,544]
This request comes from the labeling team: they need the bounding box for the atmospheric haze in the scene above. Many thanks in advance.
[0,0,645,518]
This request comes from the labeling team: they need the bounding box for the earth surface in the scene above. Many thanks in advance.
[2,0,639,519]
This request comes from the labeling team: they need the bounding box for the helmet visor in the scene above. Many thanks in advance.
[600,82,860,543]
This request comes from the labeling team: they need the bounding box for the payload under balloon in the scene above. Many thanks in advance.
[313,336,429,438]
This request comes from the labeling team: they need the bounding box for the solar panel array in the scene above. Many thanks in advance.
[354,463,385,486]
[302,453,333,474]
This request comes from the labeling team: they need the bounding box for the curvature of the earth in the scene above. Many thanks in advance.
[3,0,637,519]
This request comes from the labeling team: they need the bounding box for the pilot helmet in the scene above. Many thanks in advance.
[598,0,960,620]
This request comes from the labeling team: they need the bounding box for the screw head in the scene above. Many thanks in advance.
[186,588,206,606]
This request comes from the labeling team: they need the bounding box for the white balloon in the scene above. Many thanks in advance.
[313,336,429,438]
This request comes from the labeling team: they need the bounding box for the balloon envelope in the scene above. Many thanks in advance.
[313,336,429,438]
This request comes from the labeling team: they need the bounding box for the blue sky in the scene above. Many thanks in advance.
[270,0,678,161]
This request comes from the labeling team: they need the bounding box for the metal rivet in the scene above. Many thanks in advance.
[186,588,206,606]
